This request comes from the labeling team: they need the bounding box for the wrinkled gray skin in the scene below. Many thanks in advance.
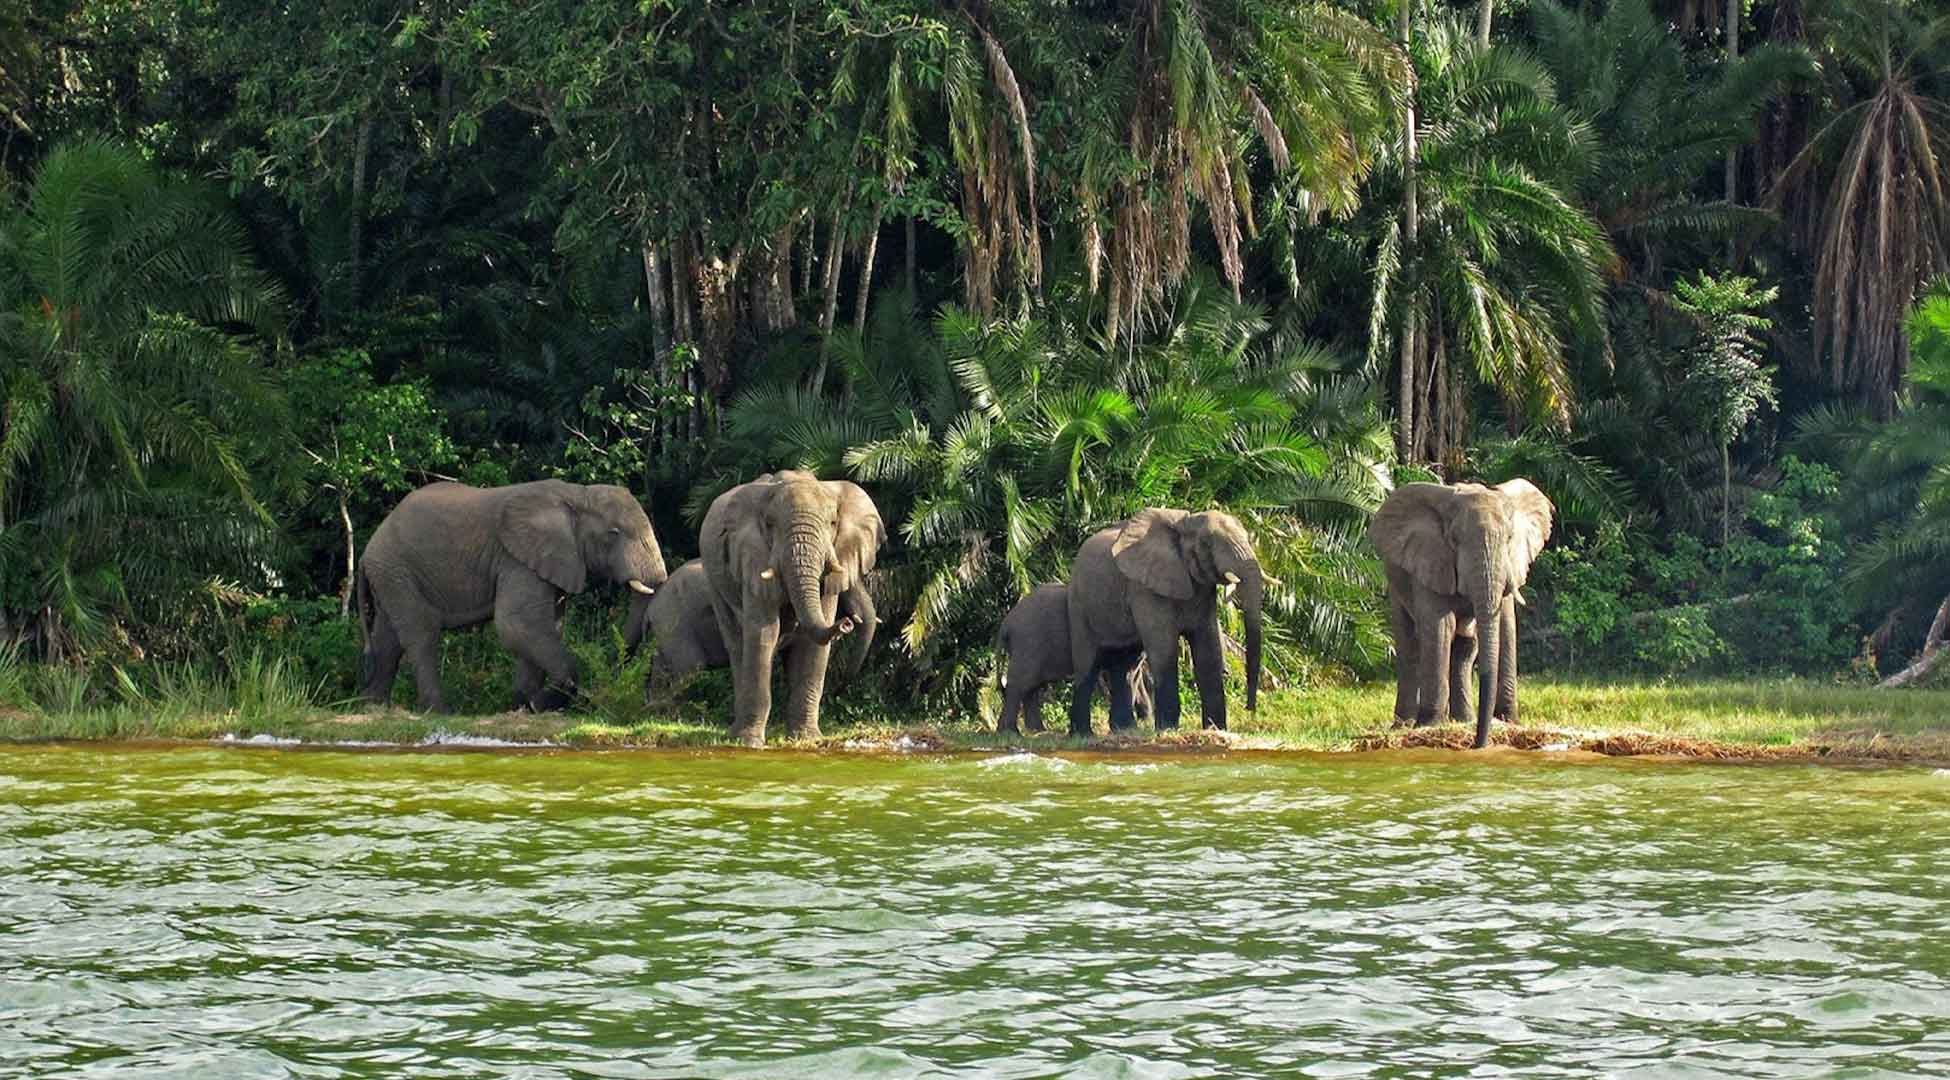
[1368,479,1554,748]
[994,583,1151,735]
[1067,509,1267,735]
[700,471,884,746]
[357,480,669,712]
[625,558,877,701]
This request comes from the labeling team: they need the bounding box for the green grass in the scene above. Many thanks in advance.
[4,643,1949,762]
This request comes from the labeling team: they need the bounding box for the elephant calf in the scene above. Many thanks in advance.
[994,583,1150,735]
[625,558,875,703]
[357,480,669,712]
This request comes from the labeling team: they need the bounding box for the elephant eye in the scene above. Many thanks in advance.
[609,527,621,536]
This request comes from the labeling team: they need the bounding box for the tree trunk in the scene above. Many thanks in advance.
[347,114,374,311]
[1395,0,1421,464]
[751,222,798,336]
[1725,0,1739,261]
[854,203,885,333]
[670,233,696,441]
[336,489,357,620]
[643,241,671,399]
[1477,0,1493,46]
[1879,593,1950,688]
[813,198,850,396]
[1722,443,1732,549]
[905,213,917,296]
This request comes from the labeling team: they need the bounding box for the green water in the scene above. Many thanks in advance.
[1,746,1947,1078]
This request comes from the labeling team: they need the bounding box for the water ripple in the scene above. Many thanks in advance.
[0,746,1945,1077]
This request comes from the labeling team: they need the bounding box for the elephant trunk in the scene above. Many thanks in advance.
[787,515,842,644]
[622,588,654,661]
[624,537,667,596]
[1238,569,1264,713]
[1472,567,1504,749]
[842,580,877,676]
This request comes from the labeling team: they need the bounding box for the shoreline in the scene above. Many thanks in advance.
[7,680,1950,767]
[5,709,1949,768]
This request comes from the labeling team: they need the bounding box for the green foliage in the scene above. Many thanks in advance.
[289,349,456,500]
[0,139,286,659]
[1526,457,1857,677]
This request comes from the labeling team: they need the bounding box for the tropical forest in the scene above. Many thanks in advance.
[4,0,1950,750]
[5,3,1950,1077]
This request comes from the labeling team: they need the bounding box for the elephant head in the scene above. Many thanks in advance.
[1370,478,1554,737]
[1110,508,1269,711]
[749,471,884,647]
[500,481,669,611]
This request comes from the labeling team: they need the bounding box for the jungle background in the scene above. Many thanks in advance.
[5,0,1950,722]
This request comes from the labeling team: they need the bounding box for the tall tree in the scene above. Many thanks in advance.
[1772,0,1950,416]
[0,140,285,657]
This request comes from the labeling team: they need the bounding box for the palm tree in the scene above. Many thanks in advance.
[1796,280,1950,681]
[834,0,1407,343]
[1368,18,1614,467]
[1771,0,1950,417]
[0,139,285,659]
[1530,0,1812,282]
[841,271,1389,687]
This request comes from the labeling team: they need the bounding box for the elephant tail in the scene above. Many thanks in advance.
[354,565,378,689]
[994,622,1009,691]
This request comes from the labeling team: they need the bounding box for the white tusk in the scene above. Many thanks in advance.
[1514,589,1527,607]
[759,568,776,581]
[628,580,655,595]
[1224,572,1241,585]
[1223,582,1238,600]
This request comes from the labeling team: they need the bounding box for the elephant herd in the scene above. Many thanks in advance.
[354,470,1554,749]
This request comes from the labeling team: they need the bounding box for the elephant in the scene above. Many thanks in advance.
[1368,478,1555,748]
[993,583,1152,735]
[356,480,669,713]
[700,470,884,746]
[1066,509,1269,736]
[624,557,877,703]
[623,560,729,696]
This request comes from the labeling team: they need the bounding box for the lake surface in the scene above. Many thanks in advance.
[0,745,1946,1078]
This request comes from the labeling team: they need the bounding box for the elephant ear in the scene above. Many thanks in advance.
[832,481,886,585]
[1370,484,1457,595]
[1496,479,1556,584]
[1111,509,1195,599]
[499,484,587,594]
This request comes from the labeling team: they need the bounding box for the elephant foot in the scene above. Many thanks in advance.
[731,727,767,749]
[1411,714,1440,729]
[1068,723,1093,738]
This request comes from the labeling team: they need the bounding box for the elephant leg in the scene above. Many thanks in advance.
[1067,662,1101,738]
[782,638,834,740]
[730,617,781,747]
[1390,601,1420,725]
[512,656,543,712]
[997,680,1023,735]
[1448,625,1476,723]
[1190,624,1227,731]
[1414,608,1455,728]
[495,578,579,711]
[1496,599,1519,723]
[1024,686,1047,734]
[402,626,446,714]
[1104,653,1140,732]
[359,607,404,706]
[1140,624,1183,732]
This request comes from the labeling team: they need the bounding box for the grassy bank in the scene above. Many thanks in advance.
[3,658,1949,763]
